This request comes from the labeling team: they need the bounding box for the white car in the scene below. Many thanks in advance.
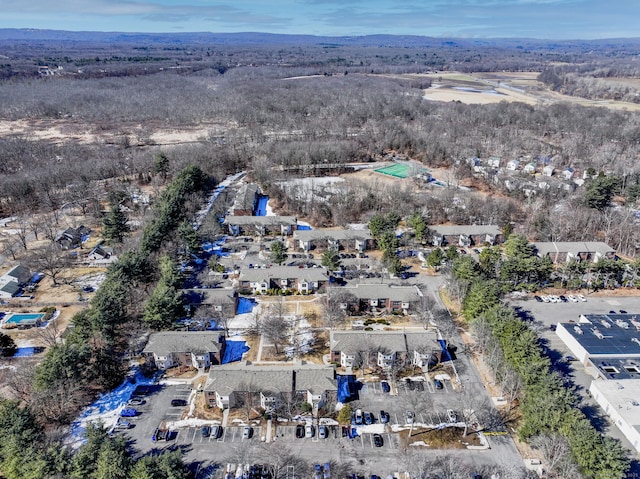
[551,295,561,303]
[542,296,551,303]
[567,295,578,303]
[577,294,587,302]
[446,409,457,423]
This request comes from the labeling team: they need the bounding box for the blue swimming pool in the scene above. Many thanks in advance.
[4,313,45,325]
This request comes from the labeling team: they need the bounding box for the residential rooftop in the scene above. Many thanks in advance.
[142,331,225,356]
[533,241,615,256]
[330,330,439,355]
[342,283,423,302]
[430,225,501,236]
[223,215,297,226]
[205,361,336,396]
[293,227,372,242]
[240,266,328,283]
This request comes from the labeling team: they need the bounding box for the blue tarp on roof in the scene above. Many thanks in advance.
[237,297,257,314]
[337,374,357,403]
[438,339,452,362]
[297,225,312,231]
[222,340,250,364]
[254,196,269,216]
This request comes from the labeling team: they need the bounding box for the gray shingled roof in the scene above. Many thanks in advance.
[0,280,19,296]
[184,288,236,304]
[241,266,328,283]
[143,331,223,356]
[3,264,31,283]
[342,283,421,302]
[431,225,501,236]
[232,183,259,212]
[330,330,438,355]
[533,241,614,256]
[293,228,372,242]
[205,362,336,396]
[224,216,297,226]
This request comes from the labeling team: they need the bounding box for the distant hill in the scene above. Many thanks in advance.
[0,28,638,51]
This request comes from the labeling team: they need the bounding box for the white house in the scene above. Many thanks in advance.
[523,163,537,174]
[562,168,575,180]
[506,159,520,171]
[542,165,555,177]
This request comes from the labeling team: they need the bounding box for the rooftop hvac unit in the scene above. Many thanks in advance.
[574,326,583,335]
[630,319,640,330]
[601,320,612,328]
[631,338,640,346]
[615,320,629,329]
[592,328,604,339]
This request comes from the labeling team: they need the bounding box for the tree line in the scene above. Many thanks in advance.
[3,165,208,477]
[444,238,631,478]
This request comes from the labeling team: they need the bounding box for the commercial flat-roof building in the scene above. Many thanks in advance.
[589,379,640,452]
[555,313,640,367]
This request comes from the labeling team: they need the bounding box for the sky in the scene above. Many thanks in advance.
[0,0,638,40]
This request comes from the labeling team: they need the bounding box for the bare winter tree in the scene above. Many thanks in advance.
[27,242,70,286]
[321,287,355,329]
[262,301,290,355]
[531,433,584,479]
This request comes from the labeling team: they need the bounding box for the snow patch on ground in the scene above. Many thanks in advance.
[166,418,222,429]
[410,441,429,447]
[356,424,386,434]
[67,368,155,449]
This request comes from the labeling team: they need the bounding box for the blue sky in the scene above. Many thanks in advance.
[0,0,638,39]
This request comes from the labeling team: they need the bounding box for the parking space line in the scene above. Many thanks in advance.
[426,381,435,393]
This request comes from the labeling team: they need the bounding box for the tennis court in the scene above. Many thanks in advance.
[375,162,429,179]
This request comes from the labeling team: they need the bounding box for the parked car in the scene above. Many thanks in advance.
[379,410,390,424]
[447,409,457,423]
[165,430,177,441]
[405,411,414,424]
[171,399,187,407]
[559,295,568,302]
[534,295,543,302]
[354,409,363,425]
[319,425,328,439]
[549,324,557,331]
[305,424,315,438]
[323,463,331,479]
[373,433,384,447]
[314,465,322,479]
[212,425,222,439]
[577,294,587,302]
[541,296,550,303]
[381,381,390,393]
[620,309,628,314]
[565,355,578,362]
[133,385,152,396]
[434,379,444,389]
[127,397,145,406]
[568,295,578,303]
[201,426,211,437]
[120,408,137,417]
[114,420,131,430]
[295,424,305,438]
[364,411,373,425]
[242,426,252,439]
